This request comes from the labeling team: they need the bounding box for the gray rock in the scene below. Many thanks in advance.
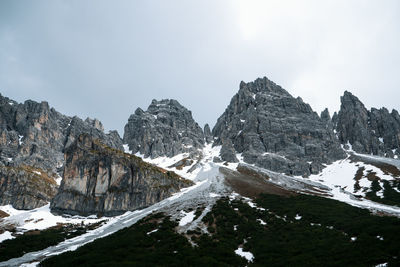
[204,123,213,143]
[123,99,205,158]
[336,91,400,157]
[0,166,58,210]
[212,77,345,176]
[50,134,194,216]
[0,93,123,209]
[220,139,238,163]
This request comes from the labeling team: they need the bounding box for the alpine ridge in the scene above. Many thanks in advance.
[335,91,400,158]
[212,77,346,176]
[123,99,205,158]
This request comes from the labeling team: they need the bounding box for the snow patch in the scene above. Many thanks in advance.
[257,219,267,225]
[20,262,40,267]
[146,229,158,235]
[179,210,195,226]
[123,144,132,154]
[0,231,15,243]
[1,204,103,232]
[235,247,254,262]
[295,214,302,220]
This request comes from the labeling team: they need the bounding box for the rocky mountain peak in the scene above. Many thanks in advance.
[213,77,345,176]
[123,99,204,158]
[336,91,400,157]
[84,117,104,132]
[239,76,291,97]
[321,108,331,122]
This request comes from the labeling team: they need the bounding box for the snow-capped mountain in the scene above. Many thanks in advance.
[1,76,400,266]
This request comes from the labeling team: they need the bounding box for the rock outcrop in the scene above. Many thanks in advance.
[51,134,193,216]
[123,99,204,158]
[204,124,213,143]
[213,77,345,176]
[0,93,123,209]
[336,91,400,157]
[0,165,58,209]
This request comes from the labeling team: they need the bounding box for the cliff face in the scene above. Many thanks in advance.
[0,93,123,209]
[51,134,194,216]
[335,91,400,157]
[123,99,205,158]
[213,77,345,176]
[0,166,58,210]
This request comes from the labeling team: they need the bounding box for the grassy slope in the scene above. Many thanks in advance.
[40,194,400,266]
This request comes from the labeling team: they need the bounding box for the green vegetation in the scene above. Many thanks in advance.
[0,222,104,262]
[366,179,400,207]
[40,193,400,266]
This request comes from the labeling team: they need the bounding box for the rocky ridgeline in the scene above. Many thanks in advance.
[0,94,123,209]
[212,77,346,176]
[123,99,205,158]
[51,134,193,216]
[2,76,400,211]
[334,91,400,157]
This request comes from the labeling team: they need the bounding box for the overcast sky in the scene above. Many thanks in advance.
[1,0,399,134]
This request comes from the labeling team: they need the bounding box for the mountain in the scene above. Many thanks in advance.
[335,91,400,158]
[123,99,205,158]
[213,77,345,176]
[51,134,193,216]
[1,77,400,266]
[0,94,123,209]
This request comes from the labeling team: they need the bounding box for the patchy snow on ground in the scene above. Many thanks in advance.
[295,214,302,220]
[257,219,267,225]
[235,247,254,262]
[0,231,15,243]
[20,262,39,267]
[308,158,358,191]
[179,210,195,226]
[146,229,158,235]
[0,204,104,232]
[209,193,221,198]
[305,155,400,216]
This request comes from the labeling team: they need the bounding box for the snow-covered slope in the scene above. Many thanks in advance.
[2,144,400,266]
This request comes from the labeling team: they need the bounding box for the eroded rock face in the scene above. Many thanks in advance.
[213,77,345,176]
[123,99,205,158]
[0,93,123,209]
[51,134,193,216]
[0,166,58,210]
[204,124,213,143]
[336,91,400,157]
